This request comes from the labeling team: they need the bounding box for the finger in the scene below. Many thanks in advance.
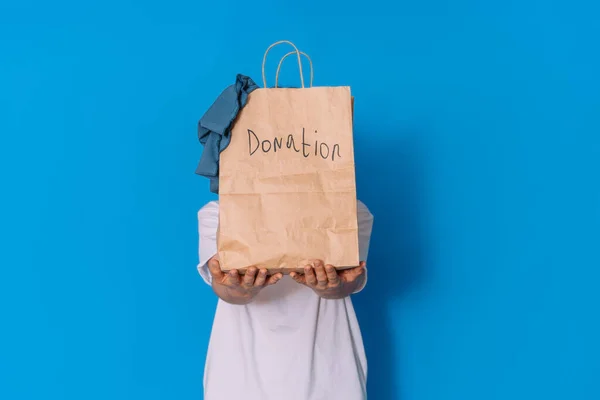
[313,261,328,288]
[325,264,341,286]
[224,269,241,286]
[254,269,268,287]
[304,265,318,287]
[207,258,224,280]
[266,273,283,286]
[342,265,365,282]
[290,271,306,285]
[242,267,258,288]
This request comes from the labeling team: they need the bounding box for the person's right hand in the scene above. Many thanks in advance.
[207,257,282,305]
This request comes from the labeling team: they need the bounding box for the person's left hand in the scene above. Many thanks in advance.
[290,259,366,299]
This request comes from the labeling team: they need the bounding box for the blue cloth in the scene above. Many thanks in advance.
[195,74,259,193]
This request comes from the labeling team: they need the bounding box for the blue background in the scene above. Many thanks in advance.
[1,1,599,399]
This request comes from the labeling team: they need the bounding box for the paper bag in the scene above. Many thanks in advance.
[218,41,359,273]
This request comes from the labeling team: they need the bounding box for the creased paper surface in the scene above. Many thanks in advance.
[218,87,359,272]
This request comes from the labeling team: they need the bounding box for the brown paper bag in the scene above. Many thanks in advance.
[218,41,359,273]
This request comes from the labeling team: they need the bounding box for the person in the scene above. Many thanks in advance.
[197,200,374,400]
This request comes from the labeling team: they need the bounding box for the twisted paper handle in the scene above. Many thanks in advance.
[261,40,305,88]
[275,51,313,88]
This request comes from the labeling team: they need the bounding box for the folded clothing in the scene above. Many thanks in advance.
[195,74,258,193]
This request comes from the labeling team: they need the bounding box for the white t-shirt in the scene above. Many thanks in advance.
[197,200,374,400]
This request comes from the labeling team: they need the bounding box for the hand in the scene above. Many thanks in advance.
[290,260,366,299]
[207,258,282,305]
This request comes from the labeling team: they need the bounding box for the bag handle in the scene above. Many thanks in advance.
[262,40,305,88]
[275,51,313,88]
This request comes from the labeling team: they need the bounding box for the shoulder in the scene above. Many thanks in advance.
[198,201,220,228]
[198,200,220,216]
[357,200,374,222]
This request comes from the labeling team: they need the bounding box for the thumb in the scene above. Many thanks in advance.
[342,265,365,282]
[207,257,224,280]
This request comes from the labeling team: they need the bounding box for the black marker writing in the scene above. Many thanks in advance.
[247,128,341,161]
[274,137,283,152]
[286,134,300,152]
[301,128,310,158]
